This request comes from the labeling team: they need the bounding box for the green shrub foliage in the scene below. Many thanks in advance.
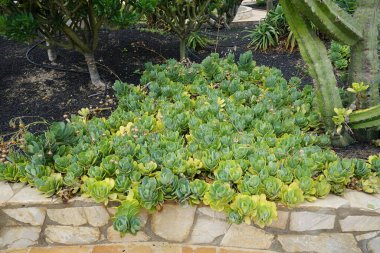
[1,52,379,235]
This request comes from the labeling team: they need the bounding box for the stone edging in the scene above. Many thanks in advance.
[0,182,379,253]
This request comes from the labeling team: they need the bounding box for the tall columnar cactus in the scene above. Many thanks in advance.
[280,0,380,146]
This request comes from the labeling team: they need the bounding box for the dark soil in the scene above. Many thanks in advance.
[333,143,380,160]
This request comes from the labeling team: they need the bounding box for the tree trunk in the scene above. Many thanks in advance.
[349,0,380,108]
[84,53,104,89]
[226,0,244,24]
[266,0,274,11]
[46,41,58,62]
[179,39,186,60]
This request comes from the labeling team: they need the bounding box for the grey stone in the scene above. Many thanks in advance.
[340,216,380,232]
[0,226,41,248]
[45,226,100,244]
[188,216,230,244]
[290,212,335,231]
[197,207,227,220]
[356,231,380,241]
[3,207,46,226]
[368,237,380,253]
[343,190,380,212]
[0,182,14,205]
[268,211,289,229]
[151,204,196,242]
[47,207,87,226]
[83,206,110,227]
[297,195,349,209]
[221,224,274,249]
[277,233,361,253]
[8,186,61,205]
[10,183,25,192]
[106,226,150,242]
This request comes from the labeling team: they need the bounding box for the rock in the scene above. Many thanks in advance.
[343,190,380,213]
[0,226,41,248]
[83,206,110,227]
[151,204,196,242]
[297,195,349,209]
[289,212,335,231]
[277,233,361,253]
[368,237,380,253]
[356,231,380,241]
[29,246,93,253]
[11,183,25,192]
[340,216,380,232]
[268,211,288,229]
[47,207,87,226]
[45,226,100,244]
[106,226,150,242]
[138,209,149,228]
[197,207,227,220]
[0,182,14,205]
[221,224,274,249]
[188,216,230,244]
[3,207,46,226]
[8,186,61,205]
[107,207,116,216]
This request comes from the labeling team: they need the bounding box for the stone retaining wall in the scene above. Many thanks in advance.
[1,181,379,253]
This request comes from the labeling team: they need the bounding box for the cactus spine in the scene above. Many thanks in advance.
[280,0,380,146]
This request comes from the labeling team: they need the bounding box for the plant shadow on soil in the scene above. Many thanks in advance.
[0,27,378,157]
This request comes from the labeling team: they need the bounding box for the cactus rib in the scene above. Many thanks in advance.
[281,0,343,131]
[349,105,380,123]
[350,118,380,129]
[291,0,362,46]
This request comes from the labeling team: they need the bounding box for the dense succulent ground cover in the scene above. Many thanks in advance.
[0,52,379,235]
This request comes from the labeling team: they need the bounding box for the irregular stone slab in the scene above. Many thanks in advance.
[29,246,93,253]
[67,196,97,204]
[3,207,46,225]
[10,183,25,192]
[83,206,110,227]
[47,207,87,226]
[290,212,335,231]
[3,249,29,253]
[45,226,100,244]
[151,204,196,242]
[92,243,181,253]
[0,182,14,205]
[278,233,361,253]
[343,190,380,212]
[106,226,150,242]
[298,195,349,209]
[188,216,230,244]
[8,186,61,205]
[356,231,380,241]
[0,226,41,248]
[221,224,274,249]
[197,207,227,220]
[138,209,149,228]
[368,237,380,253]
[340,216,380,232]
[268,211,288,229]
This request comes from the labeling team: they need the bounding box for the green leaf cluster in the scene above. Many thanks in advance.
[1,52,379,236]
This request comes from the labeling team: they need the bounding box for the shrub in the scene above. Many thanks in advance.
[1,52,379,236]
